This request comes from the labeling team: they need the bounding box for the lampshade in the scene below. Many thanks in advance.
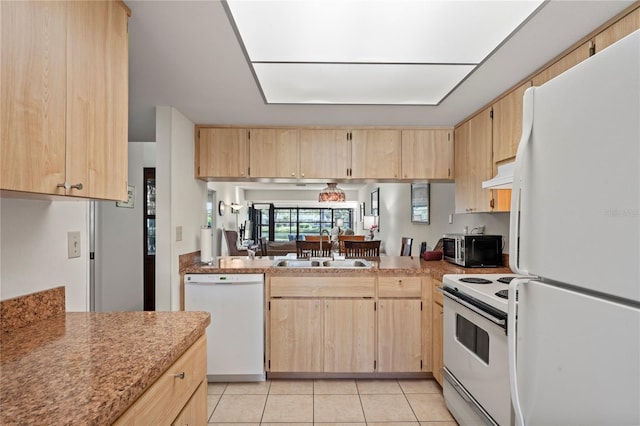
[318,183,346,202]
[336,218,344,227]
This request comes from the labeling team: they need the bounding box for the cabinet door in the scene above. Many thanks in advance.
[432,300,443,386]
[350,129,401,179]
[171,379,208,426]
[1,1,67,195]
[269,299,323,372]
[532,42,591,86]
[299,129,350,179]
[595,7,640,53]
[377,299,422,372]
[401,129,453,179]
[249,128,299,178]
[66,1,129,200]
[492,81,531,164]
[196,128,249,178]
[324,299,375,373]
[453,121,471,214]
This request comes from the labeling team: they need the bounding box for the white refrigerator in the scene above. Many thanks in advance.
[508,29,640,425]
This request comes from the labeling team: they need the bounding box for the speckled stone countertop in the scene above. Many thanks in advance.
[184,255,512,279]
[0,310,210,425]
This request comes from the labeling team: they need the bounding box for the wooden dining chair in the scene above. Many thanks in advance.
[344,240,381,258]
[400,237,413,256]
[304,235,330,242]
[296,240,332,258]
[338,235,366,254]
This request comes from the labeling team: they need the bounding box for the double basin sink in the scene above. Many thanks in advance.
[273,258,372,269]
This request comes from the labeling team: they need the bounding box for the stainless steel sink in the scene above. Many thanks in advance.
[321,259,372,268]
[272,258,372,268]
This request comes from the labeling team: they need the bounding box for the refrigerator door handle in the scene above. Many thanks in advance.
[508,277,531,426]
[510,88,535,276]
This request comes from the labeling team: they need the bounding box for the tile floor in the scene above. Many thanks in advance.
[206,378,457,425]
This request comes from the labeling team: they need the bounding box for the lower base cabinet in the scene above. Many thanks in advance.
[432,280,444,386]
[114,335,207,425]
[377,299,422,372]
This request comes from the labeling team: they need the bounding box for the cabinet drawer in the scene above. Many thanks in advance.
[114,335,207,425]
[433,279,443,305]
[271,276,375,297]
[378,277,421,298]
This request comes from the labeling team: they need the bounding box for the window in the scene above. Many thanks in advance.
[255,206,354,241]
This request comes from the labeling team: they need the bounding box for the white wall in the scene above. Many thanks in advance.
[0,196,89,311]
[156,106,208,311]
[360,182,510,256]
[95,142,156,311]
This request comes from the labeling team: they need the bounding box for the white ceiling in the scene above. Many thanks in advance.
[127,0,634,142]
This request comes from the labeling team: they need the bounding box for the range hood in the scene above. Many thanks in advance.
[482,162,514,189]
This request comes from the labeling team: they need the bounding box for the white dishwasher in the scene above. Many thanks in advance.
[184,273,265,382]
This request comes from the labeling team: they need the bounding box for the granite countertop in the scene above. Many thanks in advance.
[0,310,210,425]
[184,255,512,279]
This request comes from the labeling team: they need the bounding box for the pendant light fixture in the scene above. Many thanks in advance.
[318,183,346,202]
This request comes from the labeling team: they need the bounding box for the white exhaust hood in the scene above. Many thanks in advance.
[482,162,514,189]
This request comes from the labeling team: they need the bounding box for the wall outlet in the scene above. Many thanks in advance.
[68,231,81,258]
[176,225,183,242]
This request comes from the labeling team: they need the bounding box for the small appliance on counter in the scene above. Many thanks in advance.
[442,234,502,267]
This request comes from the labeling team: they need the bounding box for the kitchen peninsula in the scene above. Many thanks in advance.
[0,287,210,425]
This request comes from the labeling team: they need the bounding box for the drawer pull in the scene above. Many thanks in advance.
[174,372,185,379]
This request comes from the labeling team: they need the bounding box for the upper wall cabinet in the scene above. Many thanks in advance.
[249,128,299,178]
[454,107,493,214]
[299,129,350,179]
[1,1,130,201]
[350,130,401,179]
[532,42,591,86]
[492,81,532,164]
[595,7,640,53]
[401,129,454,180]
[195,128,249,179]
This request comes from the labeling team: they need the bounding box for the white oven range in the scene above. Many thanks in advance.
[442,274,521,426]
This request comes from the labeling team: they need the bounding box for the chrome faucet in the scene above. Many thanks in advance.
[320,229,331,257]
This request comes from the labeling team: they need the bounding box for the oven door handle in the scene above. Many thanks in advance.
[443,290,506,328]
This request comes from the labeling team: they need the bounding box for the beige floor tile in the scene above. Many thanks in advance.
[420,422,458,426]
[208,394,267,423]
[262,394,314,422]
[269,379,314,395]
[406,393,455,422]
[313,379,357,394]
[398,379,442,394]
[360,394,417,422]
[208,423,259,426]
[313,394,365,422]
[261,423,312,426]
[368,423,419,425]
[206,394,221,420]
[207,382,228,394]
[356,379,402,394]
[224,380,271,394]
[313,423,366,426]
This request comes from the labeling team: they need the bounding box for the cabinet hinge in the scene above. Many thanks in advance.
[589,41,596,56]
[421,301,423,311]
[268,360,271,369]
[374,360,377,370]
[420,360,423,369]
[248,167,251,176]
[489,109,494,119]
[198,129,200,139]
[448,132,451,141]
[198,166,200,175]
[268,301,270,310]
[248,130,251,140]
[374,302,377,311]
[490,198,495,209]
[448,168,451,177]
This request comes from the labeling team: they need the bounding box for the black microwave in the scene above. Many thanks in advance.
[442,234,503,268]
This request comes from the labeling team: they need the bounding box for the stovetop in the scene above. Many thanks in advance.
[442,274,523,313]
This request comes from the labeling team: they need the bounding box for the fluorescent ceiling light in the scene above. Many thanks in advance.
[225,0,545,105]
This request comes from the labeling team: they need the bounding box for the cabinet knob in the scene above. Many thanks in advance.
[173,372,185,379]
[291,172,295,177]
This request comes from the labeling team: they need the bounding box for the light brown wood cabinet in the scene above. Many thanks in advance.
[594,7,640,53]
[401,129,454,179]
[114,336,208,425]
[350,129,401,179]
[299,129,350,179]
[431,279,444,386]
[1,1,129,201]
[195,127,249,178]
[377,299,422,372]
[454,107,494,213]
[249,128,299,178]
[532,42,591,86]
[492,81,532,164]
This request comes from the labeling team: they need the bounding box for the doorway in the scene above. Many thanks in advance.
[143,168,156,311]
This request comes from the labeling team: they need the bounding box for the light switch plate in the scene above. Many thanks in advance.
[68,231,81,258]
[176,225,183,242]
